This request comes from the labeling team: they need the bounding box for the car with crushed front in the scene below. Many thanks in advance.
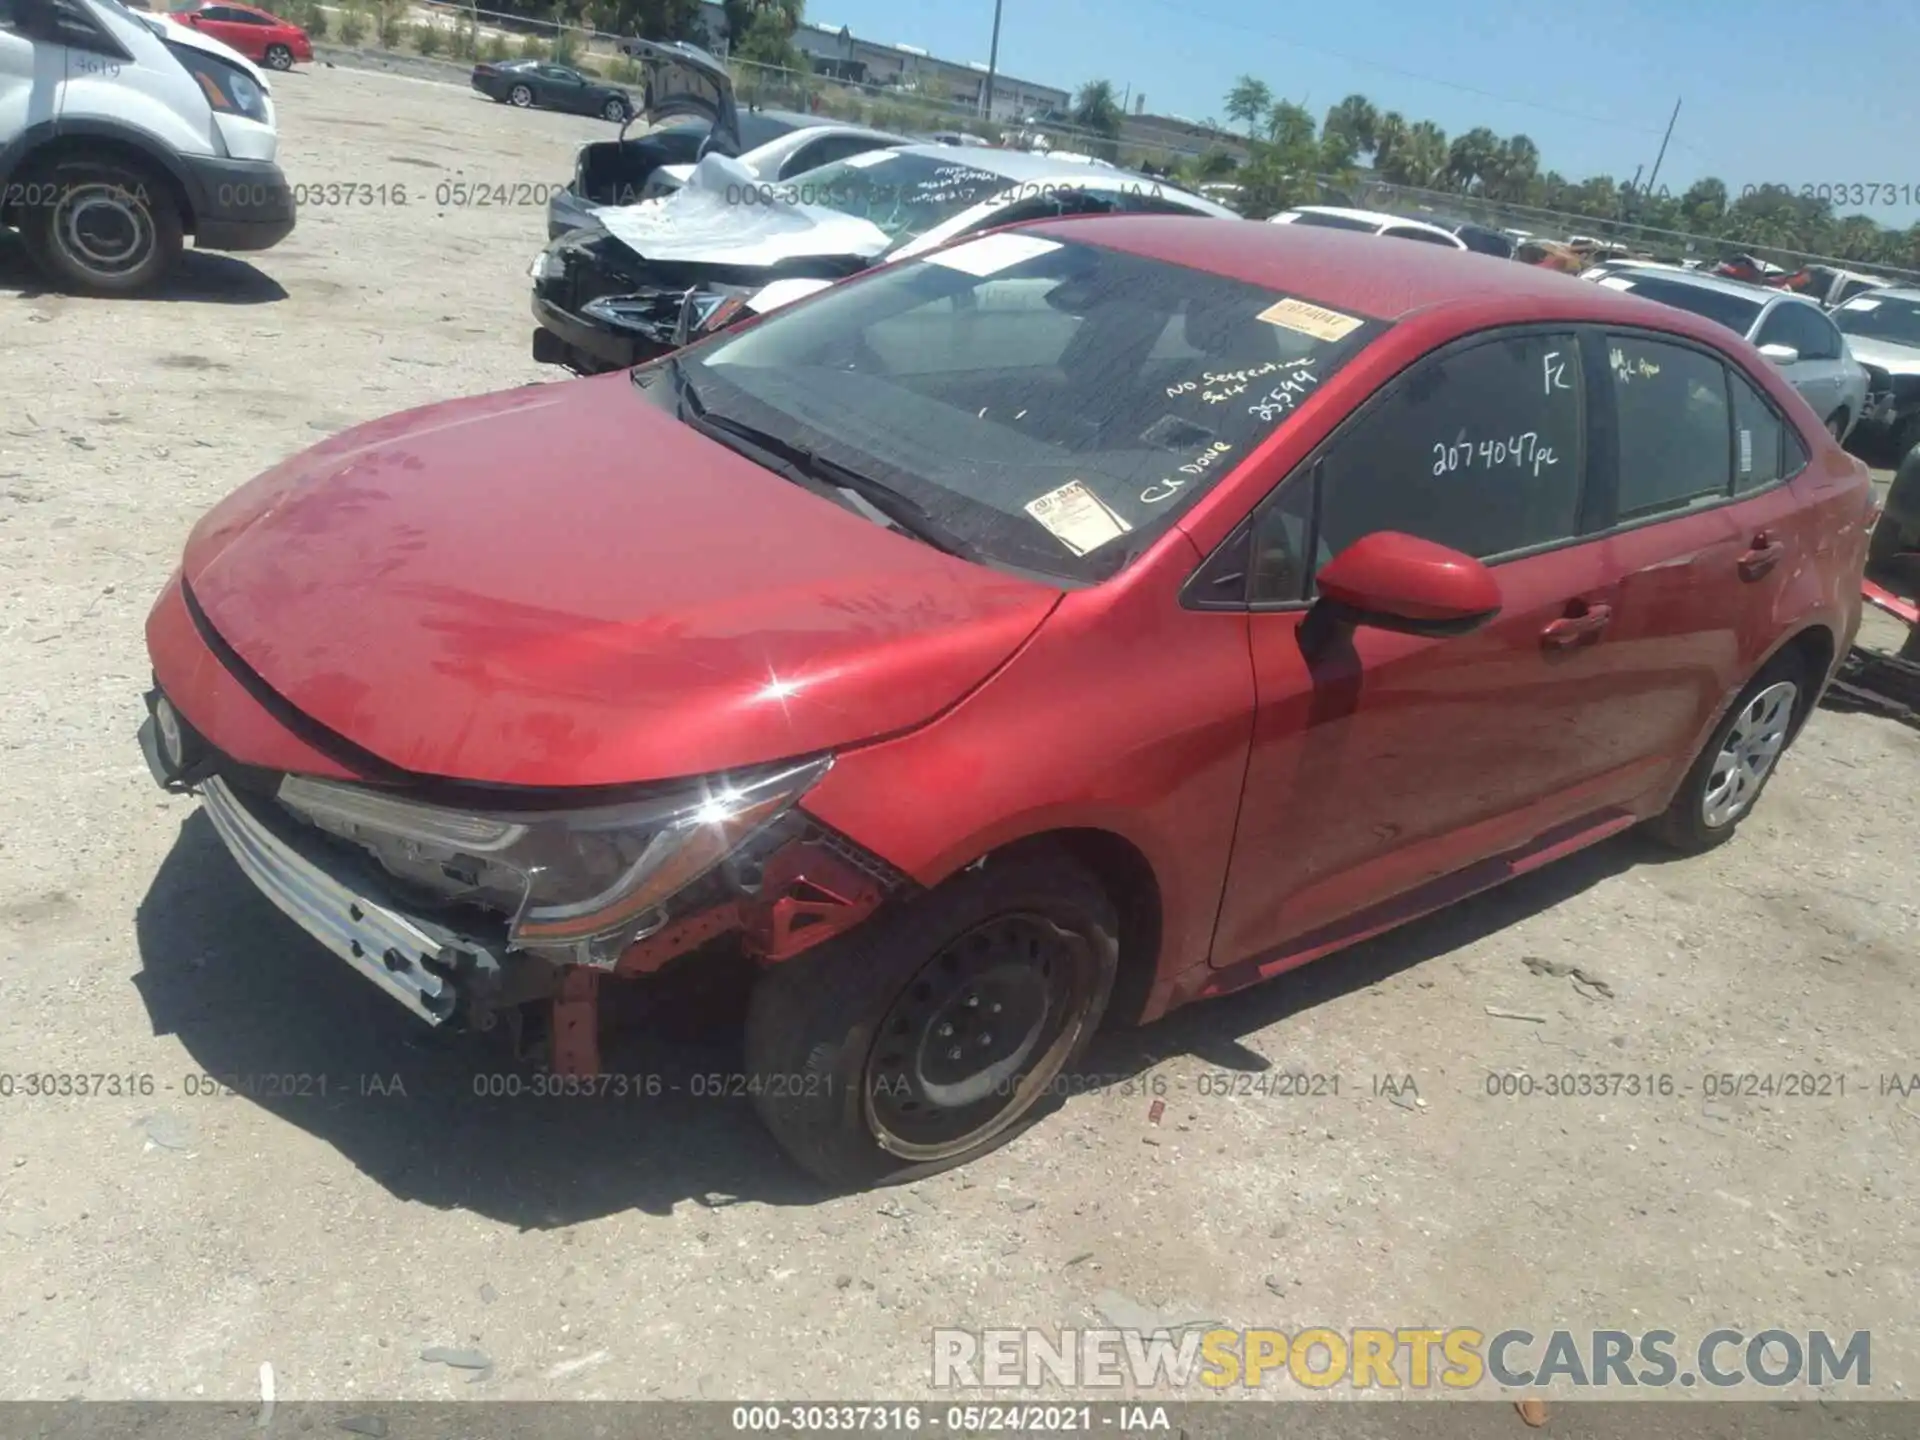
[140,217,1872,1188]
[527,144,1238,374]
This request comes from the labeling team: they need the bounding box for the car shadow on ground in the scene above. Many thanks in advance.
[0,232,289,304]
[134,810,1652,1226]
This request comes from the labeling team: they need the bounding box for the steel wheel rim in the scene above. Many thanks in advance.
[510,85,531,105]
[603,100,624,120]
[57,183,152,276]
[863,912,1098,1162]
[1701,679,1797,829]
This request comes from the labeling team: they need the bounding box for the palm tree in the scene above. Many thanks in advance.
[1445,126,1501,193]
[1399,120,1447,187]
[1322,94,1378,158]
[1071,79,1123,138]
[1224,76,1273,138]
[1373,111,1407,175]
[1490,134,1538,201]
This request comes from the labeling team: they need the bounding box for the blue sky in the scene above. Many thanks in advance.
[809,0,1920,226]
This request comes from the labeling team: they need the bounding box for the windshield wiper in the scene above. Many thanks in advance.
[668,364,984,561]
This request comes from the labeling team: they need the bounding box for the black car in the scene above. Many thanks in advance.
[471,60,633,123]
[1452,222,1515,259]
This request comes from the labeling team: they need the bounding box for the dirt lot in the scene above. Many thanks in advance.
[1,63,1917,1410]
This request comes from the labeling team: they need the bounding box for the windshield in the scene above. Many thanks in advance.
[649,234,1388,583]
[786,152,1014,242]
[1603,275,1763,335]
[1832,294,1920,347]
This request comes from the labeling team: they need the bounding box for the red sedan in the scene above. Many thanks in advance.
[170,2,312,69]
[138,218,1872,1186]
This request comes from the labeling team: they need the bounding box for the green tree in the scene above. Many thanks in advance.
[1224,75,1273,139]
[736,6,803,70]
[1445,126,1500,193]
[1320,94,1378,167]
[612,0,703,40]
[1071,79,1124,139]
[1372,110,1407,175]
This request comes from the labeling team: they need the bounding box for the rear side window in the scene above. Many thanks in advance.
[1310,331,1588,566]
[1607,334,1732,520]
[1726,369,1811,494]
[1383,226,1457,247]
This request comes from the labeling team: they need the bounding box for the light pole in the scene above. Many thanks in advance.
[981,0,1003,124]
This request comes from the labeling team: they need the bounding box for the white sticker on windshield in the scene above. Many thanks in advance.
[843,149,895,169]
[1597,276,1637,291]
[1253,297,1363,342]
[1739,427,1753,475]
[927,233,1064,277]
[1842,297,1881,311]
[1024,479,1132,556]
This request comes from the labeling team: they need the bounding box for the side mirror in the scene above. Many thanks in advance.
[1758,342,1799,365]
[1298,532,1501,658]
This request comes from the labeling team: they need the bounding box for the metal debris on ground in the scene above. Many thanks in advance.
[1485,1007,1549,1023]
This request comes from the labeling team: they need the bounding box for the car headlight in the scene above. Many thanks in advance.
[276,758,830,964]
[166,42,271,124]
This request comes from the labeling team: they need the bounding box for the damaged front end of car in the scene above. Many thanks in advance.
[140,687,913,1072]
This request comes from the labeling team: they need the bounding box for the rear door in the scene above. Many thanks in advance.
[189,4,260,55]
[1585,328,1806,784]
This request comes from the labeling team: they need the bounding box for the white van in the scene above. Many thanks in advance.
[0,0,293,293]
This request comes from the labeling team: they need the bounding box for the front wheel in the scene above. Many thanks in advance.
[1646,652,1807,854]
[744,844,1119,1189]
[509,84,533,107]
[263,43,294,70]
[20,155,183,296]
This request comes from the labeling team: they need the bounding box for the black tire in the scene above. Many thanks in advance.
[601,97,628,123]
[745,843,1119,1190]
[264,43,294,70]
[509,83,533,107]
[1646,650,1809,855]
[19,154,184,296]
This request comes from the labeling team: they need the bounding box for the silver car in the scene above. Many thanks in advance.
[1593,267,1869,439]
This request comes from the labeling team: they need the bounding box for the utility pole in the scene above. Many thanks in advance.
[981,0,1003,122]
[1644,97,1681,198]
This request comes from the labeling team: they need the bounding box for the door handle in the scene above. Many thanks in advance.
[1739,533,1785,581]
[1541,602,1612,648]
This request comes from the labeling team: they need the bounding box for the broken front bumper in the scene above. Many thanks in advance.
[139,697,515,1027]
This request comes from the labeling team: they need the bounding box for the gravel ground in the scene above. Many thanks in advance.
[1,63,1917,1411]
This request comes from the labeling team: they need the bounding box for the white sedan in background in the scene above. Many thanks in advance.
[1268,205,1467,249]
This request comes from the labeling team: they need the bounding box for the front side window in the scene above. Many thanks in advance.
[1292,331,1586,584]
[1383,226,1457,247]
[657,236,1390,582]
[1607,334,1733,521]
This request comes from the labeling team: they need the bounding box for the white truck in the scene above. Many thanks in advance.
[1,0,293,293]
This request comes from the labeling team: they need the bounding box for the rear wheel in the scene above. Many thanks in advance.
[745,844,1119,1189]
[601,97,628,123]
[509,83,533,106]
[263,43,294,69]
[20,153,183,296]
[1646,652,1807,854]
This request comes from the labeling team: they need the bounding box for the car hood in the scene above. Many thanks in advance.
[593,153,891,267]
[180,375,1062,788]
[1842,336,1920,378]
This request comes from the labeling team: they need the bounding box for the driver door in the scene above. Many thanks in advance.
[1208,327,1644,971]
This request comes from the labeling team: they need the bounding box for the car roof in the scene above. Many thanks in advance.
[1013,215,1807,339]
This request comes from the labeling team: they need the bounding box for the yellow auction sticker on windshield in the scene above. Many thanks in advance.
[1025,480,1133,556]
[1254,297,1363,342]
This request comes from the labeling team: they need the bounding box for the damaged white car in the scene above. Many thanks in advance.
[528,143,1238,374]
